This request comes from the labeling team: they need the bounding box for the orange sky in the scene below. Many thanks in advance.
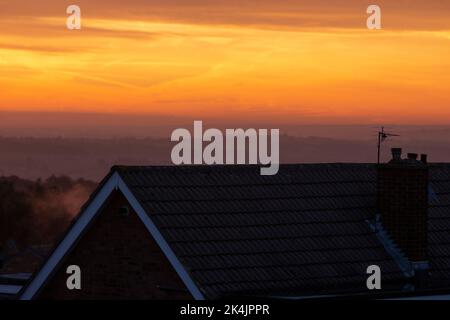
[0,0,449,124]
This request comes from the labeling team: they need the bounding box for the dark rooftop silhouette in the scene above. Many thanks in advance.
[17,160,450,299]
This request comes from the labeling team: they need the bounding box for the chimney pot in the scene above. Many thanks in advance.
[391,148,402,161]
[408,153,418,161]
[421,154,428,164]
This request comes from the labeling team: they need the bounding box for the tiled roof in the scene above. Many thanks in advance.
[428,165,450,284]
[116,163,449,299]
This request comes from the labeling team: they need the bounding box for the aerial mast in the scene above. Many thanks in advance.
[377,127,399,165]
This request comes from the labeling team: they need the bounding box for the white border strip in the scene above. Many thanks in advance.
[389,295,450,300]
[20,172,204,300]
[0,284,23,295]
[20,172,119,300]
[117,176,204,300]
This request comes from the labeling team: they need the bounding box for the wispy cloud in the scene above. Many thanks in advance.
[0,1,449,123]
[0,0,449,30]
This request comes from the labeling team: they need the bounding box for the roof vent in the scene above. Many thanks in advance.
[119,205,130,217]
[391,148,402,161]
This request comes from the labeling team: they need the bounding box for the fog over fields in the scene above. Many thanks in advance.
[1,112,449,180]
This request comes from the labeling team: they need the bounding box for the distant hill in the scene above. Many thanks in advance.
[1,135,450,180]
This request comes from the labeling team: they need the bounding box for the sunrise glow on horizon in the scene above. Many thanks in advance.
[0,0,449,124]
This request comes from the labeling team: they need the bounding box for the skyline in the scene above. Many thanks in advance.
[0,1,449,125]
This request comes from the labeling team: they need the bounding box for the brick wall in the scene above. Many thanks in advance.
[38,191,192,300]
[378,163,428,262]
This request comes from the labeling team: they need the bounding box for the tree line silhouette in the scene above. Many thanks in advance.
[0,176,96,253]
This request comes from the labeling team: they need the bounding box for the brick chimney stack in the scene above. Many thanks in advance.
[378,148,429,263]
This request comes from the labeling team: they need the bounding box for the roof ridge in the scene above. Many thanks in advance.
[112,163,378,172]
